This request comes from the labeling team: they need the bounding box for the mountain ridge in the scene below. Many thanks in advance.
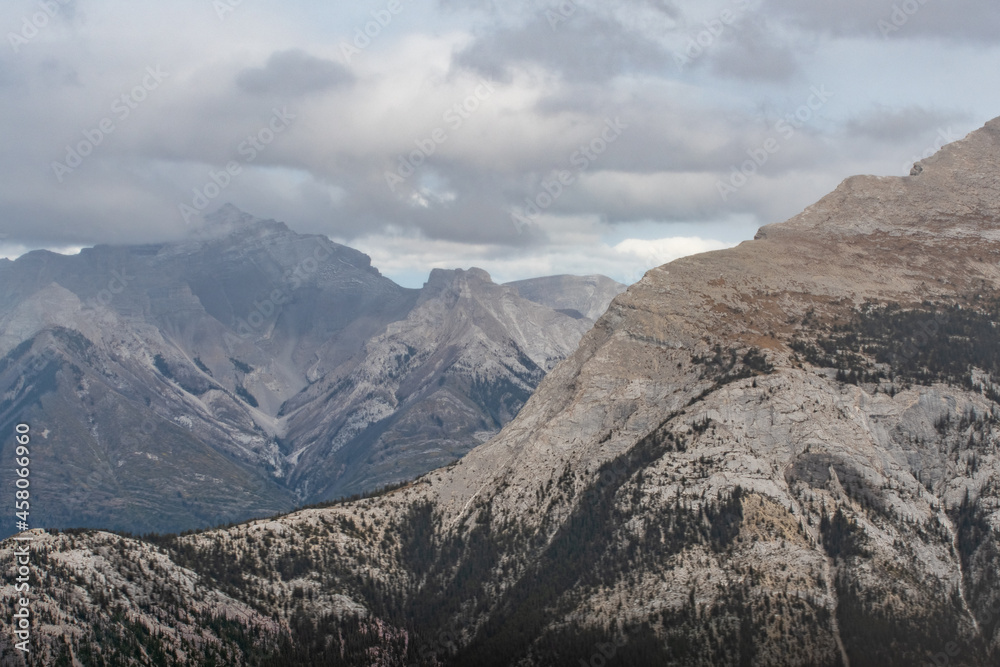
[0,209,624,534]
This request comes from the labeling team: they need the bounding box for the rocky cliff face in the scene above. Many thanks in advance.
[0,208,622,535]
[279,266,599,500]
[5,118,1000,666]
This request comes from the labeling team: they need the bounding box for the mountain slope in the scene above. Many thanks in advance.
[0,207,418,534]
[0,326,298,535]
[278,267,599,500]
[8,119,1000,665]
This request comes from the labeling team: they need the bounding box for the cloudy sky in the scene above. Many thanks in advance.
[1,0,999,287]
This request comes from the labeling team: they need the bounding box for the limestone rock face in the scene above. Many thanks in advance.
[5,119,1000,665]
[279,267,600,500]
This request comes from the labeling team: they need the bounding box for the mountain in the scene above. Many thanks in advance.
[504,274,627,321]
[7,118,1000,665]
[0,207,623,535]
[279,267,597,500]
[0,206,415,535]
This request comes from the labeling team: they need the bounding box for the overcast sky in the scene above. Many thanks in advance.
[1,0,999,287]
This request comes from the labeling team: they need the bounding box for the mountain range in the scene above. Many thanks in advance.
[0,206,624,535]
[5,117,1000,665]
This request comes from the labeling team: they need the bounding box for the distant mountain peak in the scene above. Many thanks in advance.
[192,203,291,241]
[421,267,496,299]
[426,267,493,285]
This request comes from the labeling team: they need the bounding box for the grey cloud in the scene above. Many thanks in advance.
[0,59,15,87]
[337,161,543,246]
[3,0,999,274]
[438,0,680,24]
[765,0,1000,42]
[452,10,671,83]
[236,49,353,97]
[707,20,803,82]
[844,106,972,142]
[39,58,80,86]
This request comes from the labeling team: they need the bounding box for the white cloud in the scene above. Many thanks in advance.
[347,227,734,288]
[0,243,83,260]
[1,0,999,281]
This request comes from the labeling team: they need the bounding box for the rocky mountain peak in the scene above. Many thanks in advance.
[505,274,628,321]
[419,267,496,303]
[186,203,293,246]
[424,266,493,287]
[758,118,1000,242]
